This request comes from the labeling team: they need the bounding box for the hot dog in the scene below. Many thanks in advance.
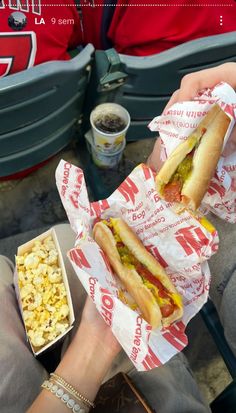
[156,104,231,210]
[93,217,183,328]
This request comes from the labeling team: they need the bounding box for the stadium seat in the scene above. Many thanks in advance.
[0,44,94,178]
[82,31,236,142]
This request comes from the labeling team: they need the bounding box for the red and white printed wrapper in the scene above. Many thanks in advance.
[149,82,236,223]
[56,160,218,371]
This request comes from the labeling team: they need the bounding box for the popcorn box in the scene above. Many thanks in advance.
[14,228,75,356]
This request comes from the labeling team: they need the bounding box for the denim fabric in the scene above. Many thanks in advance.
[208,213,236,357]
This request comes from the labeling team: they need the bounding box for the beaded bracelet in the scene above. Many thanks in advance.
[50,373,95,409]
[51,378,89,408]
[42,379,88,413]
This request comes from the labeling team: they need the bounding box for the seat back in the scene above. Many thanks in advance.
[82,31,236,141]
[0,44,94,177]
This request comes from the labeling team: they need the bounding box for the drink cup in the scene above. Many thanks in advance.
[90,103,130,153]
[85,130,126,169]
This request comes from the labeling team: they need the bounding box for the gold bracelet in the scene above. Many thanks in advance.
[41,379,88,413]
[51,373,95,409]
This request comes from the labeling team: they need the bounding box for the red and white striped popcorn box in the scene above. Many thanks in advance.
[149,82,236,223]
[56,160,218,371]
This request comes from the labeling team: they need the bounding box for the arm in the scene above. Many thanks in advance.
[27,297,121,413]
[147,62,236,170]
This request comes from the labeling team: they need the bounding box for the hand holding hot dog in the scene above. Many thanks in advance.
[147,63,236,171]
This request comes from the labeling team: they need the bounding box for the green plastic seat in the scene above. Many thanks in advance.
[0,44,94,177]
[82,31,236,141]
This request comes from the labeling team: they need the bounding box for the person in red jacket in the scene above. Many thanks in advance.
[1,0,236,75]
[81,0,236,55]
[0,0,83,77]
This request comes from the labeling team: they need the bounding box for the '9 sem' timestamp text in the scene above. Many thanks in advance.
[34,17,75,25]
[51,17,75,25]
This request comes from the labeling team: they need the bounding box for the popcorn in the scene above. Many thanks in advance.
[16,235,70,351]
[57,304,69,320]
[20,283,35,299]
[24,253,40,269]
[48,268,62,283]
[28,330,46,348]
[44,249,58,265]
[32,276,44,286]
[27,293,42,311]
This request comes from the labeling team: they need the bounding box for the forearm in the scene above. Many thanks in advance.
[27,324,114,413]
[56,323,114,401]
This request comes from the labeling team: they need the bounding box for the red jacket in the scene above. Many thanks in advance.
[81,0,236,55]
[0,0,82,76]
[1,0,236,74]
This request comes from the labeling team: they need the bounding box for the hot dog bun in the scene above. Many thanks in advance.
[93,218,183,328]
[156,104,230,210]
[181,108,230,210]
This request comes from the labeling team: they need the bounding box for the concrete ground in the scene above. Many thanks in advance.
[0,138,232,406]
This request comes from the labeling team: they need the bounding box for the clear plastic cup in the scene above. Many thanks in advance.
[90,103,130,153]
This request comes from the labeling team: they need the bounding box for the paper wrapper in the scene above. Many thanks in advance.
[56,160,218,371]
[149,82,236,223]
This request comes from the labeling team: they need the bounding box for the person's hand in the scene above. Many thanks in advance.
[165,62,236,157]
[165,62,236,111]
[147,62,236,170]
[79,296,121,360]
[28,296,121,413]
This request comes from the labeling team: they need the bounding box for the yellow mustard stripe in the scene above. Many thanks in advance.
[198,216,216,234]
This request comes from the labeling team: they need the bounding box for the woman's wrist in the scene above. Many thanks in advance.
[73,322,117,375]
[27,317,119,413]
[55,323,117,403]
[76,320,120,361]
